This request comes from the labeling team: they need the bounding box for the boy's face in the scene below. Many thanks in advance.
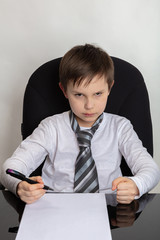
[60,75,111,127]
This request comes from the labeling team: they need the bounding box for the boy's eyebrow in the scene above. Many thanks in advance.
[71,89,107,95]
[71,90,83,94]
[94,88,108,93]
[95,89,106,92]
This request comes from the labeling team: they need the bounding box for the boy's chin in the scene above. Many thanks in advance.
[76,116,98,127]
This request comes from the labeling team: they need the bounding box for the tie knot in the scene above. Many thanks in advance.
[69,110,103,149]
[76,130,92,148]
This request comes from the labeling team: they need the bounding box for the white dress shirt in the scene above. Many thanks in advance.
[1,111,160,197]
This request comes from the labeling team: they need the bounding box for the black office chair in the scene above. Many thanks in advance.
[21,57,153,177]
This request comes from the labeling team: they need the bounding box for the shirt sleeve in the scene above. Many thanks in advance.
[0,117,57,195]
[118,118,160,198]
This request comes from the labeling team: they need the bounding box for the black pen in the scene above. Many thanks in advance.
[6,169,54,191]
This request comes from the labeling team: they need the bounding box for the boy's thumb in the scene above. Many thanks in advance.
[30,176,43,184]
[112,177,127,191]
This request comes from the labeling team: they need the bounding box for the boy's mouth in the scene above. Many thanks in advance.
[83,113,95,117]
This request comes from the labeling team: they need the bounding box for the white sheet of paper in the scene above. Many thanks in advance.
[16,193,112,240]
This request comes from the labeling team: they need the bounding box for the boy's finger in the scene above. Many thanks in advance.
[112,177,128,190]
[22,189,45,204]
[22,181,44,191]
[30,176,44,183]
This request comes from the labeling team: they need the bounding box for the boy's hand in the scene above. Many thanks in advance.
[17,176,46,204]
[112,177,139,204]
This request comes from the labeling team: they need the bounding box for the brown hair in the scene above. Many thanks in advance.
[59,44,114,92]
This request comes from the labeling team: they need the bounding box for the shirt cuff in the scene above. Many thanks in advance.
[127,176,144,199]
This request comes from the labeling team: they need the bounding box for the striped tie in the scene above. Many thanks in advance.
[70,111,103,193]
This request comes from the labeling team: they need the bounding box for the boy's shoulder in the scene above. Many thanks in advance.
[103,112,130,123]
[103,112,132,130]
[40,111,70,126]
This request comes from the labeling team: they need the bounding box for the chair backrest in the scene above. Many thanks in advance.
[21,57,153,176]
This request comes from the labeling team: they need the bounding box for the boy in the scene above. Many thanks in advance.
[0,44,160,204]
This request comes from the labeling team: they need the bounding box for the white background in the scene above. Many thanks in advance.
[0,0,160,192]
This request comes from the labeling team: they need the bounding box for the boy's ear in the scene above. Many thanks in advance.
[109,80,114,94]
[59,82,68,98]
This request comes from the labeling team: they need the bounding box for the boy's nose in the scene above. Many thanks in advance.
[84,98,94,109]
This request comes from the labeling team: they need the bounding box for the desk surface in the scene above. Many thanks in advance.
[0,190,160,240]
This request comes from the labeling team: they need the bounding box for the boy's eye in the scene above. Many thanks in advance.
[75,93,83,97]
[95,92,102,96]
